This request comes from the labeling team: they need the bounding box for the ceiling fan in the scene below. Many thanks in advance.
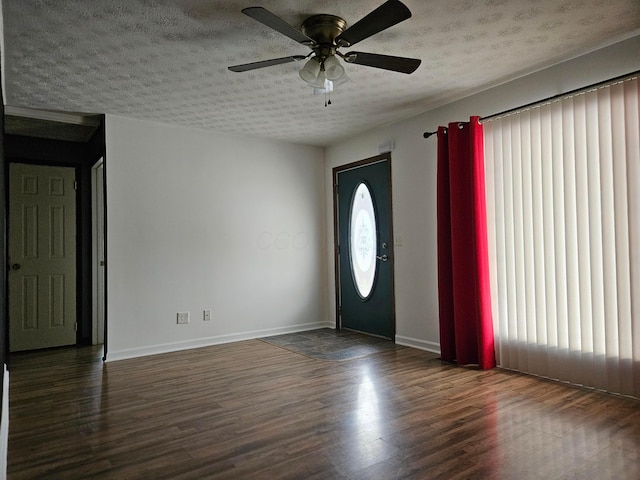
[228,0,421,93]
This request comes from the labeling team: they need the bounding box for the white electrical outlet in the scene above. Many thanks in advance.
[177,312,190,324]
[203,309,212,321]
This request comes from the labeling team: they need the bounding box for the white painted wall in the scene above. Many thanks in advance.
[324,35,640,353]
[105,117,327,360]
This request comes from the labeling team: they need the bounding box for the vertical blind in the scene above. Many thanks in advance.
[483,75,640,398]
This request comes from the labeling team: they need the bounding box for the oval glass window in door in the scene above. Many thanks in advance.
[349,182,377,299]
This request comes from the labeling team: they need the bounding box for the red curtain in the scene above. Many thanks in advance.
[437,116,496,370]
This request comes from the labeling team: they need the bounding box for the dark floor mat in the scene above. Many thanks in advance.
[259,328,403,361]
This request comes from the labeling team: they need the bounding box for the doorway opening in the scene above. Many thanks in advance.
[4,108,106,358]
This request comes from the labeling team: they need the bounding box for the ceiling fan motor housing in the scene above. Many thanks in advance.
[301,14,348,59]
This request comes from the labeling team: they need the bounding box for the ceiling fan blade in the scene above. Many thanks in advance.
[336,0,411,47]
[344,51,421,74]
[242,7,315,46]
[228,55,307,73]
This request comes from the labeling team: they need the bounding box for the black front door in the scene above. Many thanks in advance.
[335,155,395,339]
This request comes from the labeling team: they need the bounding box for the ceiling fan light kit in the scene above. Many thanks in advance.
[323,55,345,81]
[299,58,321,84]
[228,0,421,104]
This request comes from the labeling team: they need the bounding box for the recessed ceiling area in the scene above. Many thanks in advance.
[2,0,639,147]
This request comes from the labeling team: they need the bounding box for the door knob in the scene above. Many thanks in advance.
[11,263,21,270]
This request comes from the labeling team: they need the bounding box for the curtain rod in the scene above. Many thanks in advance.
[423,69,640,139]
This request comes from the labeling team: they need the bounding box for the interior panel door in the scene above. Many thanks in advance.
[9,163,77,351]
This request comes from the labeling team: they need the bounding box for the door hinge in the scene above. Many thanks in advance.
[74,180,78,191]
[74,322,78,332]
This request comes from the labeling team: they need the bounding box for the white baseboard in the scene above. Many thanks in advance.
[106,322,332,362]
[0,364,9,480]
[396,335,441,354]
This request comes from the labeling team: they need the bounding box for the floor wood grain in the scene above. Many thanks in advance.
[8,338,640,479]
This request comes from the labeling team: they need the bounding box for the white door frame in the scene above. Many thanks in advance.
[91,158,105,345]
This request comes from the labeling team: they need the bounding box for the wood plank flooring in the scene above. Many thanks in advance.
[7,338,640,479]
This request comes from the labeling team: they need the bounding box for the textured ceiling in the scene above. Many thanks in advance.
[3,0,640,147]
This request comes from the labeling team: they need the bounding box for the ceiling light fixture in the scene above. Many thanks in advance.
[299,54,349,106]
[322,55,345,81]
[299,57,321,84]
[229,2,422,107]
[299,54,347,87]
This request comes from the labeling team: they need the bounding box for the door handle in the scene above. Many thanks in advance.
[11,263,21,271]
[376,254,388,262]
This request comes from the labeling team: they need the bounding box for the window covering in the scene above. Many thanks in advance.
[483,76,640,397]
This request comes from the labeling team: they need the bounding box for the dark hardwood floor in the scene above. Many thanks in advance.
[7,338,640,479]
